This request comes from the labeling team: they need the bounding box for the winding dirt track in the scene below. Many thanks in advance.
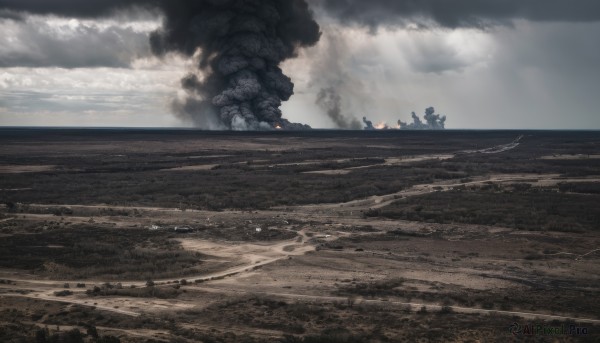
[3,171,599,326]
[192,286,600,324]
[294,173,571,211]
[2,136,599,338]
[1,293,142,317]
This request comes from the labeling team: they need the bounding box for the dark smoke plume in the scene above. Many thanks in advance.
[151,1,321,130]
[0,0,321,130]
[308,28,368,130]
[316,87,361,129]
[398,107,446,130]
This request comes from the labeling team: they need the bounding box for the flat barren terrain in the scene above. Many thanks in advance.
[0,129,599,342]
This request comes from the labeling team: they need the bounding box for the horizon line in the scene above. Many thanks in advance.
[1,126,599,132]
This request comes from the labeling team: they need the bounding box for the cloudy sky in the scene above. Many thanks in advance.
[0,1,599,129]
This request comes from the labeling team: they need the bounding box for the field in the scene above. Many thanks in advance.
[0,128,599,342]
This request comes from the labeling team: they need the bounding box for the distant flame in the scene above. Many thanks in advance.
[375,122,388,130]
[275,124,282,130]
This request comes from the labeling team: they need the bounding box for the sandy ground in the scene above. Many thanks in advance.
[291,173,572,212]
[1,135,599,341]
[304,154,455,175]
[0,165,57,173]
[540,154,600,160]
[160,164,219,171]
[2,171,599,326]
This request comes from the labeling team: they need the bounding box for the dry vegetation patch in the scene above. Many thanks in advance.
[0,226,208,280]
[372,189,600,232]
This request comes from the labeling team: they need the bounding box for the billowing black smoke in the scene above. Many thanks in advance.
[152,0,321,130]
[0,0,321,130]
[398,107,446,130]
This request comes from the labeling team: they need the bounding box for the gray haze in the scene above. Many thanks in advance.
[309,29,368,129]
[315,87,361,129]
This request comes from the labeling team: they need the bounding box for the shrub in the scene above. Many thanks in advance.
[439,306,454,314]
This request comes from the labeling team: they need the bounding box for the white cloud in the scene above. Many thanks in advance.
[0,55,192,127]
[283,21,600,129]
[1,14,599,129]
[0,14,158,68]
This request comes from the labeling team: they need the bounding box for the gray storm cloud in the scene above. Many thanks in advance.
[0,18,151,68]
[311,0,600,28]
[0,0,156,18]
[2,0,599,130]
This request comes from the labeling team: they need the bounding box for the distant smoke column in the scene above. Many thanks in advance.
[423,106,446,129]
[399,107,447,130]
[411,112,423,127]
[151,0,321,130]
[363,116,375,130]
[316,87,361,129]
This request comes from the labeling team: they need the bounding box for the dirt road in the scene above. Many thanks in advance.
[192,286,600,325]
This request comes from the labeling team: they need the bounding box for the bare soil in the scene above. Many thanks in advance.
[0,129,599,342]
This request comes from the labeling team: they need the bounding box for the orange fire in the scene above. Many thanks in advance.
[275,124,282,130]
[374,122,389,130]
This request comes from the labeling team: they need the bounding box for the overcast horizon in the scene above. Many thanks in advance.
[1,1,599,130]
